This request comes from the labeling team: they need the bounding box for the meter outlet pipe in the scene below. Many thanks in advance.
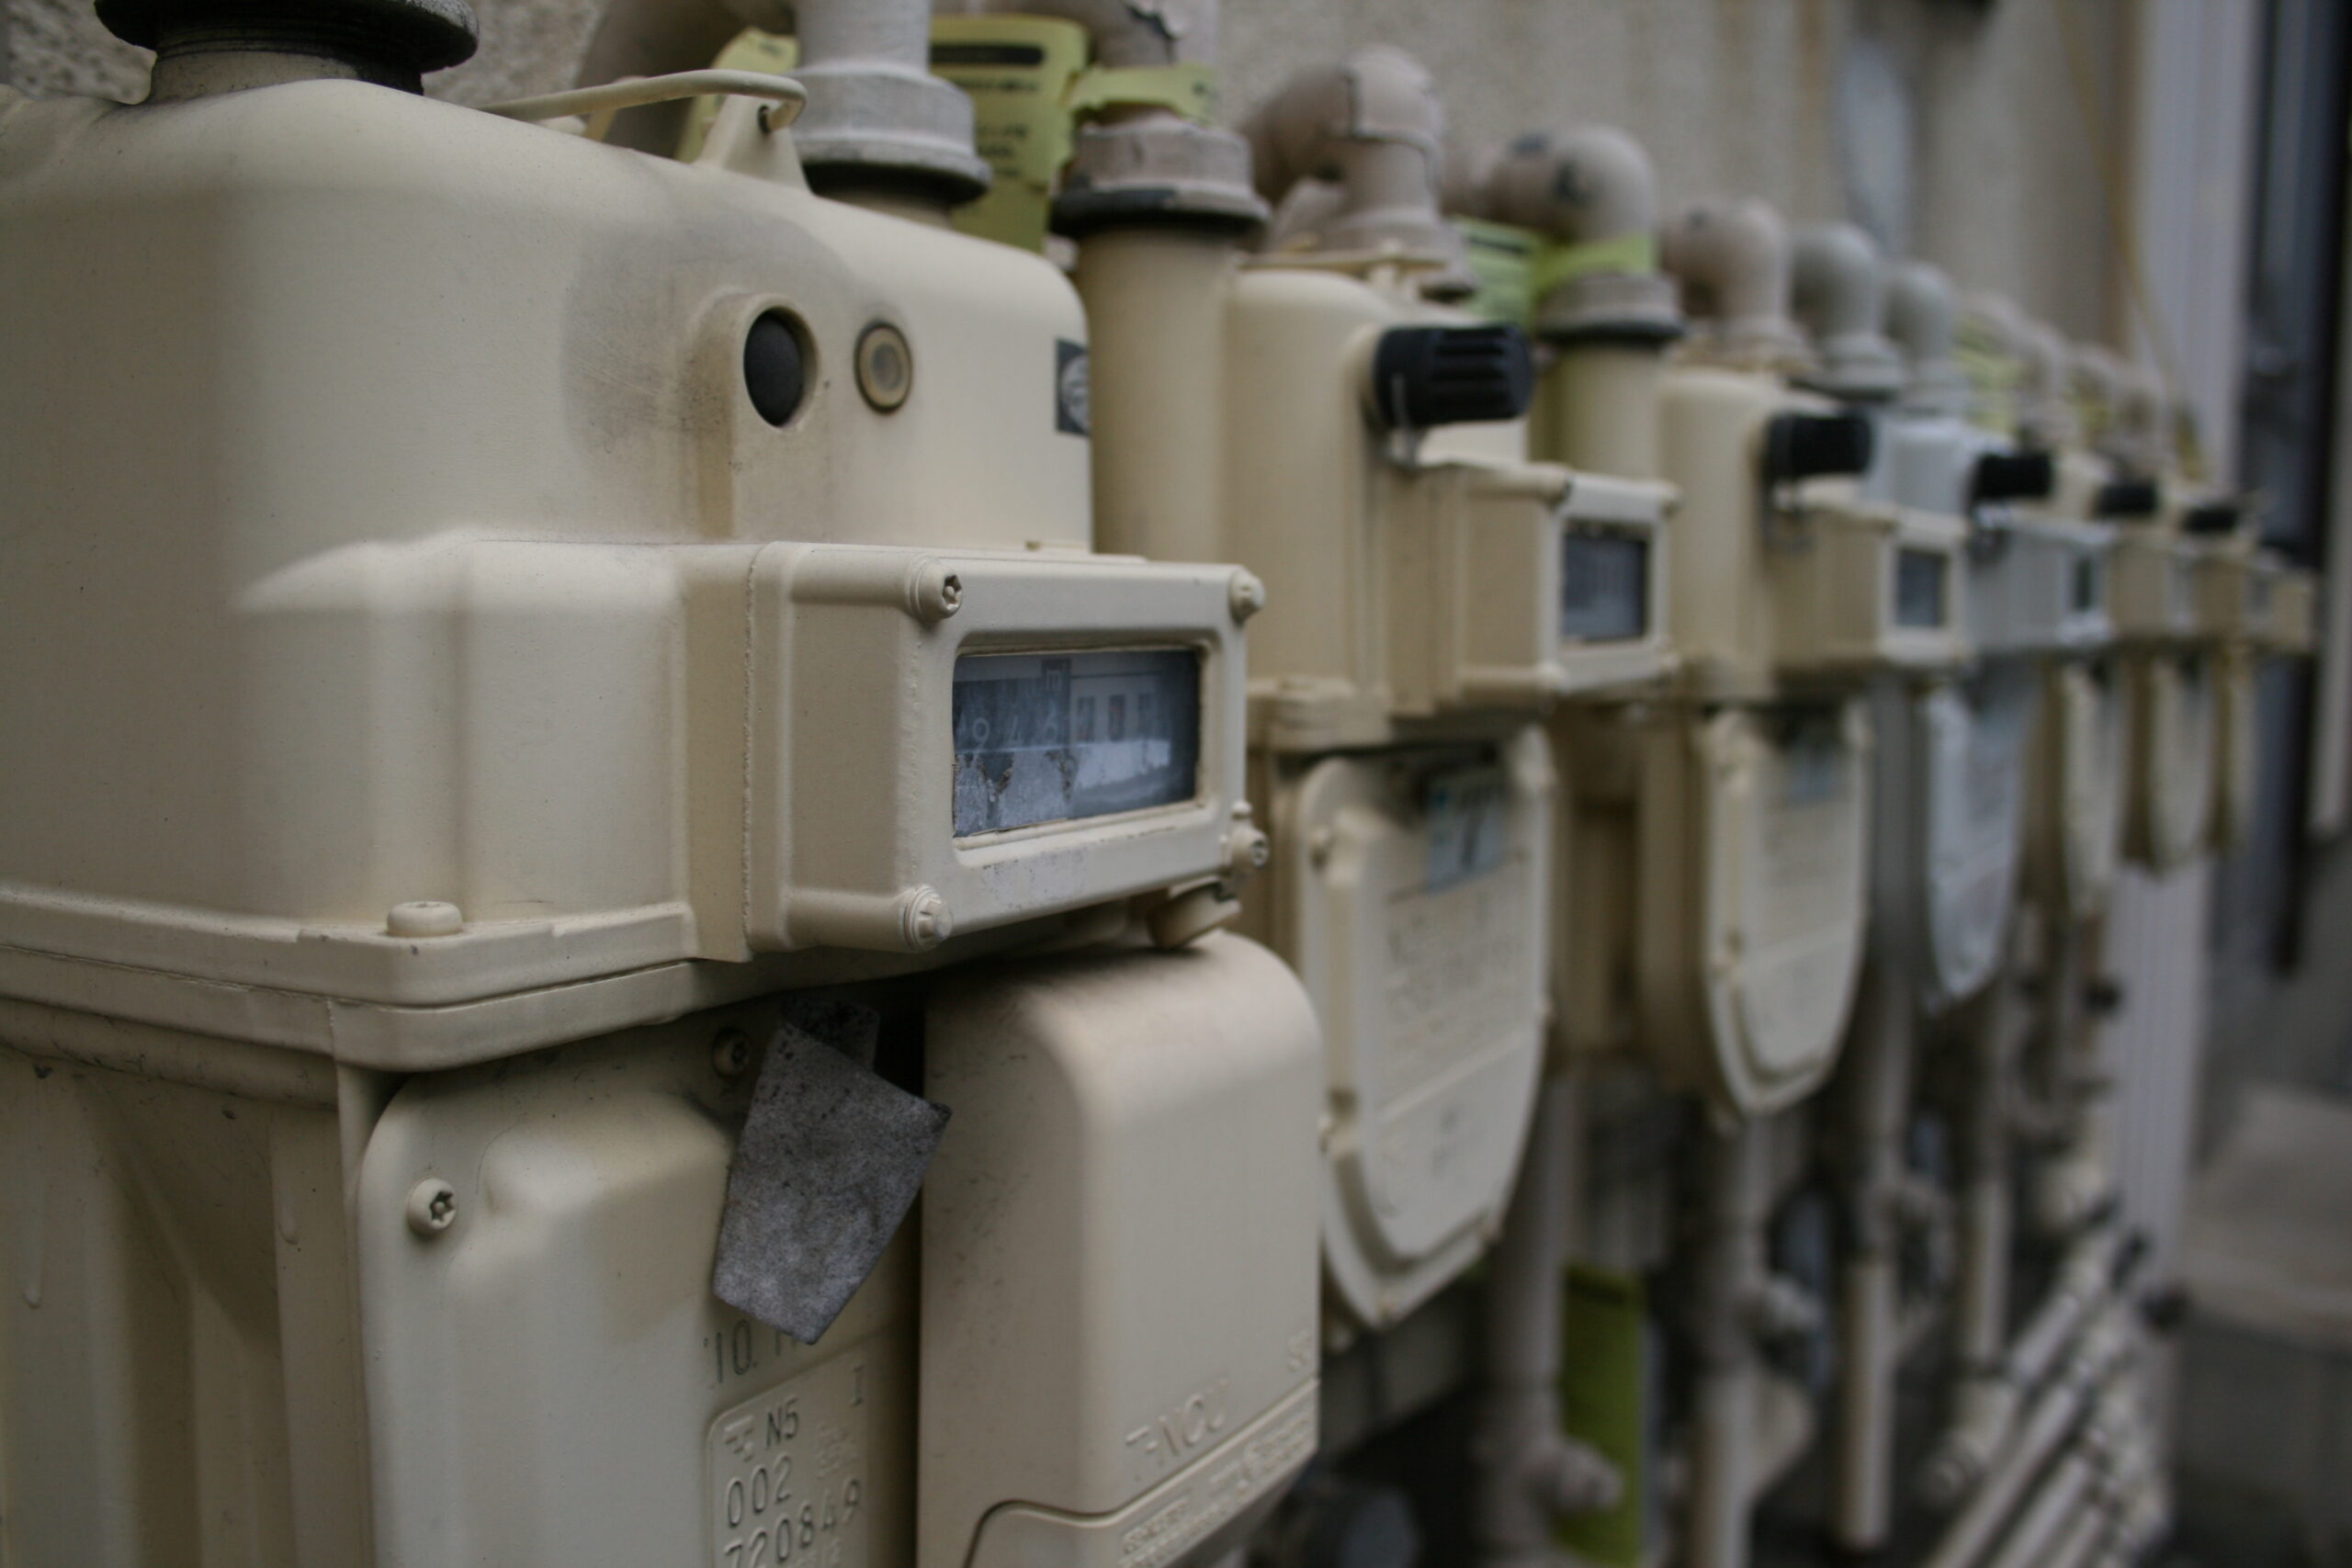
[580,0,990,204]
[1471,1072,1623,1568]
[1465,125,1683,480]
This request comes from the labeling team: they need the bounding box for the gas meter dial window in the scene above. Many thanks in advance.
[1894,547,1951,631]
[950,649,1201,837]
[1560,527,1651,644]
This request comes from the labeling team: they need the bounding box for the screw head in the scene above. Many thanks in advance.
[1228,569,1267,624]
[712,1028,753,1079]
[405,1178,458,1237]
[899,886,952,951]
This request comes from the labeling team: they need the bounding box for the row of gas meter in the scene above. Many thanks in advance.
[0,4,2317,1567]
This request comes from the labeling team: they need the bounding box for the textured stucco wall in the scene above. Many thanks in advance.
[2,0,2132,340]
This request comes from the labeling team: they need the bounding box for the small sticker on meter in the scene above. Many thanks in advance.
[951,649,1200,836]
[1894,547,1950,630]
[1423,766,1510,891]
[1561,529,1649,643]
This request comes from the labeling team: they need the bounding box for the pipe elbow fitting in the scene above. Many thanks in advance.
[1474,126,1681,337]
[1244,47,1470,291]
[1886,260,1972,415]
[1661,198,1804,365]
[1791,222,1904,400]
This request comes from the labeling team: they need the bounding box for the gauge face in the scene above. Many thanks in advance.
[1560,527,1650,643]
[949,649,1200,837]
[1895,547,1951,630]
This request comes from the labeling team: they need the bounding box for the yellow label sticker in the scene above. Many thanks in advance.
[931,15,1091,251]
[1555,1263,1647,1568]
[1451,217,1541,329]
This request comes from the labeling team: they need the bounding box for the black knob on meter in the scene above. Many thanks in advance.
[1968,449,2057,509]
[1369,323,1536,430]
[1761,411,1874,488]
[2182,501,2245,536]
[2094,478,2161,519]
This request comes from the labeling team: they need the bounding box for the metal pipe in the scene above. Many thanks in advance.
[1830,949,1918,1552]
[1474,127,1680,478]
[1686,1119,1770,1568]
[1472,1072,1622,1568]
[1921,1223,2127,1507]
[1791,223,1904,401]
[1660,199,1804,366]
[1981,1450,2098,1568]
[1069,226,1235,567]
[1919,1307,2131,1568]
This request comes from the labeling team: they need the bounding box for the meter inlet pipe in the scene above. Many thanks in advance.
[1790,223,1904,403]
[1472,1072,1623,1568]
[1243,46,1464,293]
[1472,127,1682,479]
[1659,199,1806,368]
[578,0,990,205]
[1045,0,1264,569]
[1928,975,2021,1508]
[1828,950,1917,1553]
[1887,262,1973,418]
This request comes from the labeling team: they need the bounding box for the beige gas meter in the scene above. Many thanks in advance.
[1458,161,1878,1119]
[1056,48,1676,1327]
[0,7,1328,1566]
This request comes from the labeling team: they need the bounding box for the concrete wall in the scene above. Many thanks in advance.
[5,0,2134,342]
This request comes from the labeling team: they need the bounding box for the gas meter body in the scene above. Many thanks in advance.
[0,74,1324,1568]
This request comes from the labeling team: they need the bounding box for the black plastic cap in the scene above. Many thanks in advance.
[2094,478,2162,519]
[2182,501,2245,536]
[1762,411,1875,487]
[1969,449,2057,508]
[1369,323,1536,430]
[99,0,479,74]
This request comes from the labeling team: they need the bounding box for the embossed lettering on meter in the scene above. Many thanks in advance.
[950,648,1200,836]
[707,1350,869,1568]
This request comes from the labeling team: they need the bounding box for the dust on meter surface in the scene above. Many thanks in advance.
[1634,701,1872,1117]
[1266,728,1555,1326]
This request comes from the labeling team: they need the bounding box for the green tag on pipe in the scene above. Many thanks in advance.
[931,15,1091,252]
[1528,231,1663,310]
[1555,1263,1648,1568]
[1452,217,1541,329]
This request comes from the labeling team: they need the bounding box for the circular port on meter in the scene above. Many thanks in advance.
[854,321,913,412]
[743,310,810,427]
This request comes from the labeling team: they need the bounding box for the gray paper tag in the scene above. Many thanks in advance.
[712,1006,948,1344]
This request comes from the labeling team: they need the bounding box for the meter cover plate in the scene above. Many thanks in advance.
[1282,729,1555,1326]
[356,1002,916,1568]
[2128,651,2216,872]
[1642,704,1870,1118]
[1915,666,2035,1007]
[2030,661,2122,919]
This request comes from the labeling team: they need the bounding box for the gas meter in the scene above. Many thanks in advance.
[0,7,1327,1566]
[1442,152,1883,1119]
[1052,47,1673,1330]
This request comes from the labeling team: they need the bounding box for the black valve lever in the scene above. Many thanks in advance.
[99,0,480,93]
[1369,323,1536,430]
[1761,410,1874,488]
[1969,449,2057,509]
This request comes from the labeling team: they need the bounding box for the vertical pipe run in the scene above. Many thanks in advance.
[1831,947,1916,1552]
[1687,1118,1770,1568]
[1538,344,1667,481]
[1072,228,1237,567]
[1473,1071,1621,1568]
